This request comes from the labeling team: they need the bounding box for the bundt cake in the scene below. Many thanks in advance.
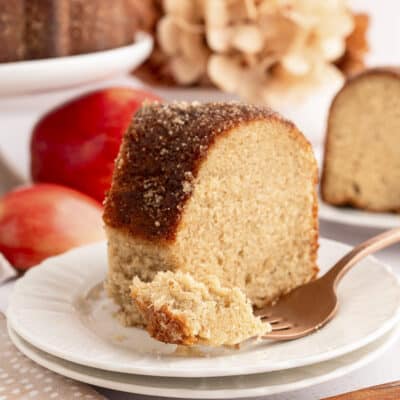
[322,68,400,212]
[103,101,319,328]
[0,0,138,62]
[131,271,270,346]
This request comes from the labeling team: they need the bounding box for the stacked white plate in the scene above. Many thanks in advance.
[7,238,400,399]
[319,201,400,229]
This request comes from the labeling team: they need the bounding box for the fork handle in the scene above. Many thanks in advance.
[323,227,400,288]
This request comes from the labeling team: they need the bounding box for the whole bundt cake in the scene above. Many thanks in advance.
[0,0,138,62]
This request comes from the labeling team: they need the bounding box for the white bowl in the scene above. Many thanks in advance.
[0,32,153,97]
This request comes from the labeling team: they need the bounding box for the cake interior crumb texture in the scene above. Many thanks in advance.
[131,271,270,346]
[104,102,319,329]
[322,69,400,212]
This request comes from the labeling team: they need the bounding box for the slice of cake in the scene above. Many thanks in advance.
[131,271,270,346]
[322,68,400,212]
[103,102,319,327]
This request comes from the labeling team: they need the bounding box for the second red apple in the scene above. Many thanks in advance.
[31,87,161,202]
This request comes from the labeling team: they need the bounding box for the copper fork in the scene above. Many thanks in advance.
[255,227,400,340]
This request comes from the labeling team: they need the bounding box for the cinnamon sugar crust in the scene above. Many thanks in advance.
[103,102,296,241]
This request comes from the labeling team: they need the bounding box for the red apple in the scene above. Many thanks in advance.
[0,184,105,270]
[31,87,161,202]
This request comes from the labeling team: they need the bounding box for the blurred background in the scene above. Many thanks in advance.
[1,0,399,185]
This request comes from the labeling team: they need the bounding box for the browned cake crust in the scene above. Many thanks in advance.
[321,67,400,210]
[0,0,138,62]
[103,102,309,242]
[0,1,25,62]
[67,0,137,56]
[24,0,69,59]
[134,300,195,345]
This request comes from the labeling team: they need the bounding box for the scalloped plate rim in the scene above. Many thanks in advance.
[7,322,400,399]
[7,238,400,378]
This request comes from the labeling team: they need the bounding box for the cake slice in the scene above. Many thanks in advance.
[103,102,319,326]
[131,271,270,346]
[322,68,400,212]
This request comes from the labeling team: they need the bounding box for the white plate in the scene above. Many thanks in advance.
[7,238,400,378]
[7,323,400,399]
[320,200,400,229]
[0,32,153,96]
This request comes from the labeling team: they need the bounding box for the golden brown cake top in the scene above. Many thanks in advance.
[342,67,400,89]
[103,101,291,241]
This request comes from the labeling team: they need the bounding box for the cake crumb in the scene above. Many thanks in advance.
[131,271,270,347]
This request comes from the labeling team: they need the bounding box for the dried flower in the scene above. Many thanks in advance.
[143,0,365,103]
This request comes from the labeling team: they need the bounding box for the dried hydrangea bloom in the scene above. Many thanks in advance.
[152,0,362,103]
